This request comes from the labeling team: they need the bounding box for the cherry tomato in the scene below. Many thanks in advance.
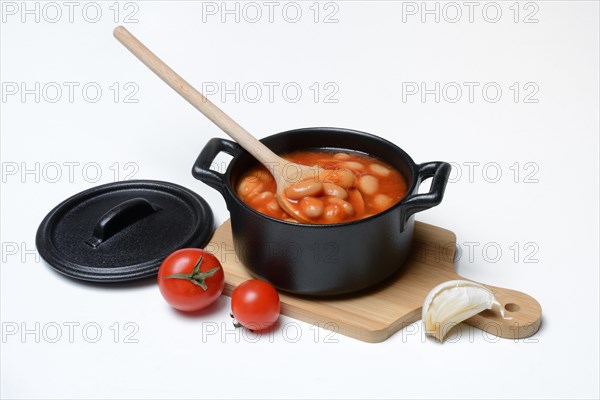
[231,279,280,330]
[158,249,224,312]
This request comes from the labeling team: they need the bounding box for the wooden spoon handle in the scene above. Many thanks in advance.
[113,26,280,166]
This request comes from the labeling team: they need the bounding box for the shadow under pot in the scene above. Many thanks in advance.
[193,127,451,296]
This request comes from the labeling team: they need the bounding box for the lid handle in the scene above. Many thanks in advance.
[85,198,159,248]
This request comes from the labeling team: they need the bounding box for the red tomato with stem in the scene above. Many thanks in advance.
[231,279,280,330]
[158,249,224,312]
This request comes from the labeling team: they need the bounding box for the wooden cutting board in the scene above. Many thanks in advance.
[205,220,542,343]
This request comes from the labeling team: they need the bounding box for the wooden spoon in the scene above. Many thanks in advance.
[113,26,318,223]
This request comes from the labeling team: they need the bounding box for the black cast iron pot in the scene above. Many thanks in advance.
[192,128,450,296]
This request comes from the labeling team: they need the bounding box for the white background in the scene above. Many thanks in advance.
[1,1,599,399]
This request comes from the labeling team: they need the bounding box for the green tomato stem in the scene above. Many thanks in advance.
[163,256,219,292]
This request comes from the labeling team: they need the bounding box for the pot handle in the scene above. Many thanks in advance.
[402,161,451,227]
[192,137,241,196]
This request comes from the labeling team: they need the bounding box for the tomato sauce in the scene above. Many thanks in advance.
[236,150,408,224]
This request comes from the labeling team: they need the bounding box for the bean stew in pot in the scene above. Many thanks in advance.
[236,150,408,224]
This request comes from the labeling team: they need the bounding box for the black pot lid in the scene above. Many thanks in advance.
[36,180,214,282]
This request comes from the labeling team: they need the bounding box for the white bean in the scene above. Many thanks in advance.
[356,175,379,195]
[300,197,324,218]
[333,152,351,160]
[323,168,355,189]
[372,194,394,210]
[323,204,344,224]
[258,170,275,183]
[328,197,354,216]
[348,189,365,215]
[369,163,391,177]
[323,183,348,199]
[238,177,264,198]
[267,200,282,212]
[285,181,323,200]
[341,161,364,171]
[257,191,274,201]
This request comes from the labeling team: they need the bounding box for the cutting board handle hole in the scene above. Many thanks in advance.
[504,303,520,312]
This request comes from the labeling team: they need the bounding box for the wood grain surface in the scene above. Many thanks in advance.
[205,219,542,343]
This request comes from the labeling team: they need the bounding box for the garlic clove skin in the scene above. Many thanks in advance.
[422,280,511,342]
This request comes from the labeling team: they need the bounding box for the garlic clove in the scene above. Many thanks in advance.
[422,280,511,342]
